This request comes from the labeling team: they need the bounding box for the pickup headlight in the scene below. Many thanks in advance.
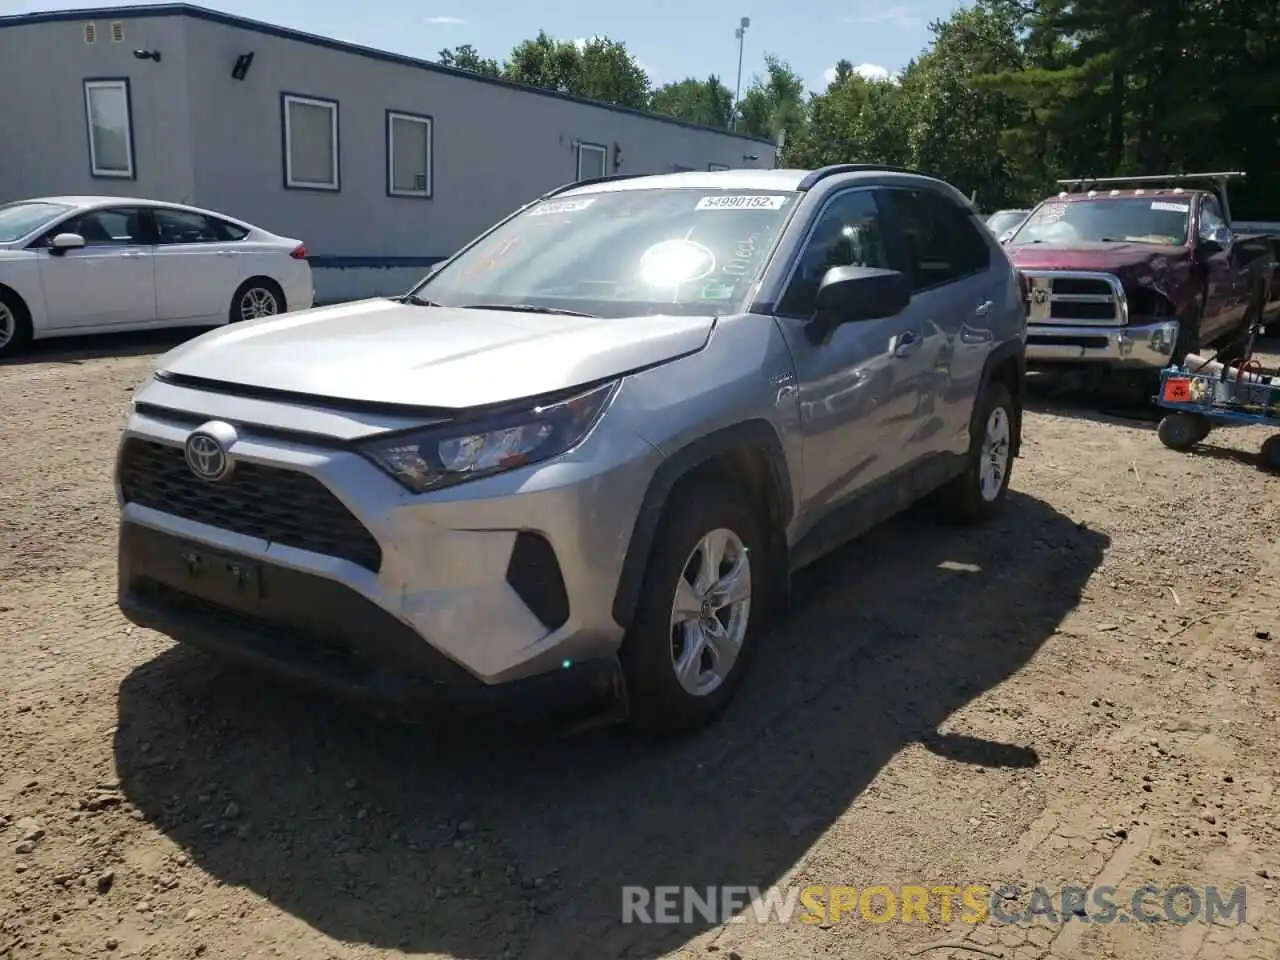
[360,380,619,493]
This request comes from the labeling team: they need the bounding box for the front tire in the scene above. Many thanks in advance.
[933,381,1015,524]
[621,480,767,735]
[0,289,33,360]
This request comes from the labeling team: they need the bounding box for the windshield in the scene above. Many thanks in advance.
[0,201,72,243]
[1010,197,1190,246]
[985,210,1027,235]
[409,188,799,318]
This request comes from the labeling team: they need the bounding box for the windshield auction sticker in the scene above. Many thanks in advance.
[528,198,597,217]
[696,195,788,211]
[1151,201,1190,212]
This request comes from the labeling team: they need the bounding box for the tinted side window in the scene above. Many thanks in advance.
[216,218,250,241]
[153,209,225,244]
[62,207,149,246]
[880,189,990,291]
[777,189,890,316]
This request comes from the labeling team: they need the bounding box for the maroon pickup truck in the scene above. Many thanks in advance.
[1006,173,1275,382]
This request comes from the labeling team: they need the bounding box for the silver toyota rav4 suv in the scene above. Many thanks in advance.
[115,164,1027,734]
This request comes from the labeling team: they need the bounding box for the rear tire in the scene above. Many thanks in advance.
[1157,412,1211,451]
[620,480,767,735]
[0,288,33,360]
[932,381,1015,524]
[229,278,285,324]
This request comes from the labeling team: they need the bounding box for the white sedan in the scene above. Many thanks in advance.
[0,196,314,358]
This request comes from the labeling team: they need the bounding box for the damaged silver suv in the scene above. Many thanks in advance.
[115,165,1027,734]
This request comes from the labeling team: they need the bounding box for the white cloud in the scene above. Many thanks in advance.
[822,62,892,87]
[425,15,464,25]
[843,5,924,29]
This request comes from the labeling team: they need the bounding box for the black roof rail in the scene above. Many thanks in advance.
[797,163,937,191]
[1057,171,1246,193]
[540,173,649,200]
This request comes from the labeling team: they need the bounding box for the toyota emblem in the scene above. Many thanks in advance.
[184,422,237,482]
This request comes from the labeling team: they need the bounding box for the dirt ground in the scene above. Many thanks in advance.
[2,333,1279,960]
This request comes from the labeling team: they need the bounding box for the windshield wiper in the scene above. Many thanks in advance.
[396,293,444,307]
[460,303,599,318]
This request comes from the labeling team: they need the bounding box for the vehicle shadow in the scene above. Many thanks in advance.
[114,490,1107,960]
[1025,370,1161,430]
[0,327,203,365]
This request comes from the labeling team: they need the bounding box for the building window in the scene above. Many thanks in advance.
[386,111,433,198]
[282,93,339,191]
[709,163,730,171]
[576,142,608,181]
[83,79,134,179]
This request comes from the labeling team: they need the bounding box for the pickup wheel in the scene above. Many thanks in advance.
[620,480,766,735]
[1171,298,1203,366]
[932,381,1015,524]
[0,288,33,360]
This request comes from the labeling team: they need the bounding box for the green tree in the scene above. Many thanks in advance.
[501,31,650,108]
[736,54,807,142]
[787,72,908,168]
[651,76,734,128]
[435,44,501,78]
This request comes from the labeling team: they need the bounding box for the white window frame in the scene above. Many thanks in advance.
[576,142,609,181]
[282,93,340,191]
[708,163,731,172]
[386,111,434,199]
[83,79,135,179]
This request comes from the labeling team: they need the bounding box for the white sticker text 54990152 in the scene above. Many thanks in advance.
[695,195,788,211]
[1150,201,1190,213]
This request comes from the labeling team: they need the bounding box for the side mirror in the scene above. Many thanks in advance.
[814,265,912,323]
[48,233,86,255]
[1199,224,1233,254]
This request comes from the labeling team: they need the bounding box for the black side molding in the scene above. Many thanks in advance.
[610,419,793,630]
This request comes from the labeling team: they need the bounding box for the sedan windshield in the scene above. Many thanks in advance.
[1009,197,1190,246]
[0,201,72,243]
[409,188,800,318]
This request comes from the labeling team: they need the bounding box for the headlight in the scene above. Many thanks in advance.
[360,380,619,493]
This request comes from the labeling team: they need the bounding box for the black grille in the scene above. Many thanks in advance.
[1050,277,1114,296]
[118,439,383,572]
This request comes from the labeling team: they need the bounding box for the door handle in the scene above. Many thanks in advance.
[975,300,992,317]
[891,331,921,358]
[217,250,239,257]
[120,251,143,259]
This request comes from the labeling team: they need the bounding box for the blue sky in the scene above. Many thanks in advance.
[9,0,966,93]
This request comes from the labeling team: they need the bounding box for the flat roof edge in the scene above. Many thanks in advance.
[0,2,778,147]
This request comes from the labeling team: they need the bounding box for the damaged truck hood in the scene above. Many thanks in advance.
[154,298,716,409]
[1008,241,1191,289]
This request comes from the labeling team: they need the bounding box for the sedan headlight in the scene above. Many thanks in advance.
[360,380,619,493]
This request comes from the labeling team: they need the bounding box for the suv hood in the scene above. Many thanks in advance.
[156,298,715,409]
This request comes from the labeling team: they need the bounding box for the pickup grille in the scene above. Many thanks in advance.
[1021,271,1127,326]
[117,438,383,572]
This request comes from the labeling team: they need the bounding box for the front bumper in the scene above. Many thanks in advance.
[119,522,622,715]
[1026,319,1179,369]
[115,383,661,697]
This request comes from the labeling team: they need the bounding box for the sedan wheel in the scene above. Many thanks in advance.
[0,302,15,351]
[238,286,280,322]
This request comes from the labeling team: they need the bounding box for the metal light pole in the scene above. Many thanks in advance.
[732,17,749,131]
